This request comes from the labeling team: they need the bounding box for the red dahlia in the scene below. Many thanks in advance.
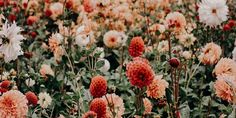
[89,98,107,118]
[0,80,11,89]
[25,91,38,106]
[126,59,154,88]
[82,111,97,118]
[128,37,145,57]
[89,76,107,98]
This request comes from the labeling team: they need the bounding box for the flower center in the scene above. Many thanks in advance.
[212,9,217,14]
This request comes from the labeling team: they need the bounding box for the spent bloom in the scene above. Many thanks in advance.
[0,21,25,62]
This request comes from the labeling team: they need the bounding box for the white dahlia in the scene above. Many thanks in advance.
[198,0,228,27]
[0,21,25,62]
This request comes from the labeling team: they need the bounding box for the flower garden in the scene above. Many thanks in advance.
[0,0,236,118]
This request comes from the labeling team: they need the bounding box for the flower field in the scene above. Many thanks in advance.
[0,0,236,118]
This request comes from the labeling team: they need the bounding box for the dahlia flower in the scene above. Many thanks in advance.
[102,94,125,118]
[176,33,196,47]
[128,37,145,57]
[0,21,25,62]
[157,40,169,53]
[164,12,186,33]
[214,75,235,102]
[198,0,228,27]
[97,58,110,72]
[38,92,52,108]
[233,47,236,62]
[49,2,64,20]
[213,58,236,77]
[75,25,92,47]
[199,42,222,65]
[126,59,155,88]
[39,64,54,77]
[143,98,152,114]
[0,90,28,118]
[89,98,107,118]
[147,75,169,99]
[89,75,107,98]
[103,30,126,48]
[25,91,38,106]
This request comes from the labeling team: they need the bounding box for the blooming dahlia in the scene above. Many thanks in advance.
[128,37,144,57]
[89,75,107,98]
[0,90,28,118]
[90,98,107,118]
[126,59,155,88]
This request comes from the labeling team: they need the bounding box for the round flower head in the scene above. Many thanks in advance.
[89,98,107,118]
[214,75,235,102]
[89,76,107,98]
[102,94,125,118]
[158,40,169,53]
[164,12,186,33]
[103,30,124,48]
[143,98,152,115]
[198,0,228,27]
[213,58,236,77]
[83,0,95,13]
[49,2,64,20]
[133,57,150,65]
[0,90,28,118]
[198,42,222,65]
[126,59,155,88]
[82,111,97,118]
[128,37,145,57]
[38,92,52,108]
[0,80,11,89]
[25,91,38,106]
[147,75,169,99]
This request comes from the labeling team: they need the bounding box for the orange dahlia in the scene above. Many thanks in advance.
[90,98,107,118]
[0,90,28,118]
[89,76,107,98]
[126,59,155,88]
[82,111,97,118]
[25,91,38,106]
[128,37,145,57]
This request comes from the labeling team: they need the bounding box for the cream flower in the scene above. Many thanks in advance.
[50,2,64,20]
[25,78,36,87]
[0,90,28,118]
[97,58,110,72]
[176,33,196,47]
[75,25,92,47]
[103,30,126,48]
[102,94,125,118]
[182,51,192,60]
[39,64,54,77]
[198,0,228,27]
[164,12,186,33]
[198,42,222,65]
[38,92,52,108]
[0,21,25,62]
[158,40,169,53]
